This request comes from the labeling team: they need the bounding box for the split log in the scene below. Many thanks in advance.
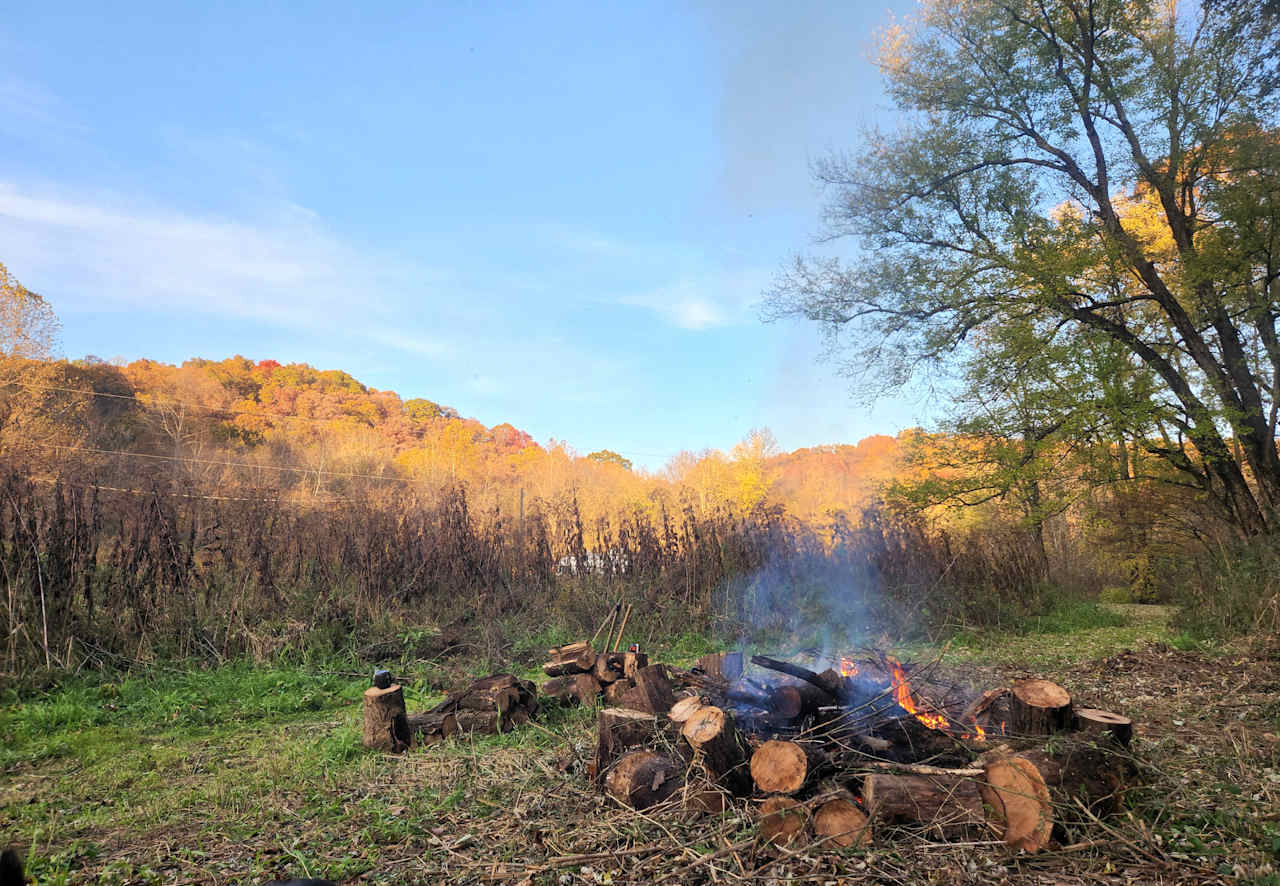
[543,643,597,677]
[604,750,683,809]
[979,755,1052,852]
[593,652,627,684]
[749,740,812,795]
[594,707,674,782]
[542,673,602,706]
[813,789,872,848]
[681,705,751,793]
[1010,679,1073,735]
[362,684,410,752]
[863,772,986,834]
[617,664,676,715]
[1074,708,1133,748]
[758,795,810,847]
[669,696,705,726]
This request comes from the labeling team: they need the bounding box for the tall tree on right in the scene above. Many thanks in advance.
[766,0,1280,538]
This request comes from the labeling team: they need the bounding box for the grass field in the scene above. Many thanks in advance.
[2,603,1278,884]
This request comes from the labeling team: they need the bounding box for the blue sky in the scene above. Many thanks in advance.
[0,0,927,469]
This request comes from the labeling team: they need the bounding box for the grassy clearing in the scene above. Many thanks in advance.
[2,611,1278,884]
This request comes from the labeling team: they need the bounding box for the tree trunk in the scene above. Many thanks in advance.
[594,707,674,783]
[862,772,986,834]
[813,789,871,848]
[979,755,1052,852]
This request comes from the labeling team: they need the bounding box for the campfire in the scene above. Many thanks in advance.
[360,638,1136,855]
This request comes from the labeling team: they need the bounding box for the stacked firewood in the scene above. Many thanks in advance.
[540,639,682,715]
[361,673,540,750]
[592,651,1136,854]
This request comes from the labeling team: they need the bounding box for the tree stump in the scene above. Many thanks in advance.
[1010,679,1073,735]
[1074,708,1133,747]
[758,795,810,847]
[813,791,872,848]
[681,705,750,793]
[604,750,683,809]
[618,664,676,715]
[362,684,410,752]
[749,740,811,795]
[979,755,1052,852]
[863,772,986,834]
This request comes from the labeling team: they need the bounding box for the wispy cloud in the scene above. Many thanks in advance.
[619,267,769,330]
[0,77,85,135]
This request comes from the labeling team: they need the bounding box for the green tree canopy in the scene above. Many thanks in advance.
[766,0,1280,538]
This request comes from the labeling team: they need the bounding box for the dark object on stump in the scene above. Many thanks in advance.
[372,669,392,690]
[1,849,24,886]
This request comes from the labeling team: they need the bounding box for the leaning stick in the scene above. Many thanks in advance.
[591,602,621,647]
[612,603,632,652]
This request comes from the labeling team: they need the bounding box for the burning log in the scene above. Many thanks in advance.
[979,755,1053,851]
[605,750,683,809]
[543,642,597,677]
[862,771,987,835]
[749,740,820,795]
[542,673,602,706]
[617,664,677,715]
[813,788,872,848]
[750,655,844,700]
[758,795,811,847]
[362,683,411,752]
[681,705,751,793]
[1010,679,1074,735]
[594,707,676,782]
[1074,708,1133,748]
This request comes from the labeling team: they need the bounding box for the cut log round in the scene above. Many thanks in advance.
[1010,679,1073,735]
[758,795,810,847]
[617,664,676,715]
[681,705,751,793]
[863,772,986,834]
[814,796,871,848]
[604,750,683,809]
[1074,708,1133,748]
[980,755,1052,852]
[362,684,410,752]
[750,740,809,795]
[594,707,672,783]
[669,696,704,726]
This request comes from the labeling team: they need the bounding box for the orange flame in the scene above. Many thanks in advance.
[840,657,859,677]
[884,655,950,731]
